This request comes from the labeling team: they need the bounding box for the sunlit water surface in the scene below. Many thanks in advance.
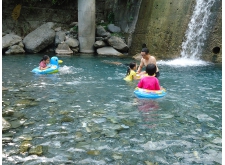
[2,54,222,165]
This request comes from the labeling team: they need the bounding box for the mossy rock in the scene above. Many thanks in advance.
[87,150,100,156]
[20,141,32,153]
[29,145,43,156]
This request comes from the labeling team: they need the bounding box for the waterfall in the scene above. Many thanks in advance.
[180,0,215,59]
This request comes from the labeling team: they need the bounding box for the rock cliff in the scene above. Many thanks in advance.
[2,0,222,62]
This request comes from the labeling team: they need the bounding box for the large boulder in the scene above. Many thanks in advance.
[107,36,128,52]
[55,31,66,46]
[55,43,73,54]
[132,53,142,60]
[107,24,121,33]
[2,34,22,49]
[5,45,25,54]
[23,22,55,53]
[96,25,111,38]
[94,40,106,48]
[97,47,123,56]
[65,38,79,48]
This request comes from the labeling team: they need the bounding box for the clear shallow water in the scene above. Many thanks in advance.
[2,54,222,164]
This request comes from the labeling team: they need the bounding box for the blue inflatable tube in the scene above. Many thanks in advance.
[134,87,166,99]
[32,56,63,74]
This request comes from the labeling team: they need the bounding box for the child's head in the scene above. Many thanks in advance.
[41,55,50,63]
[126,62,137,76]
[146,64,156,76]
[129,62,137,70]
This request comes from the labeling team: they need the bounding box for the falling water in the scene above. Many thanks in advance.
[159,0,216,67]
[180,0,215,59]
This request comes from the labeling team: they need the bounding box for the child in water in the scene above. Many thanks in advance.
[124,62,139,81]
[137,64,160,90]
[39,55,50,70]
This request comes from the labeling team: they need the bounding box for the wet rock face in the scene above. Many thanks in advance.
[2,0,221,62]
[201,0,222,63]
[130,0,196,59]
[130,0,222,63]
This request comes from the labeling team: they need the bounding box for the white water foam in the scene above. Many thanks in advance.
[59,65,82,74]
[158,58,212,67]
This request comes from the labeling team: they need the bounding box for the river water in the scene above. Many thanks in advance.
[2,54,222,165]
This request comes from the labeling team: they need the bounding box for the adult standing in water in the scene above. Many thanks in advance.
[136,48,160,78]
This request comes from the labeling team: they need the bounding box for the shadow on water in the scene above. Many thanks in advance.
[2,54,222,164]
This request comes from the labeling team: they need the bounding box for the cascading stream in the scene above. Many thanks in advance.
[180,0,215,59]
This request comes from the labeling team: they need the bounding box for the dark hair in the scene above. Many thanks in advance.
[126,62,136,76]
[142,43,147,48]
[146,64,156,76]
[141,48,149,54]
[40,55,50,62]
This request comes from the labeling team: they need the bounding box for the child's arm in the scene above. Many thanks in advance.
[137,59,144,73]
[39,66,49,70]
[133,74,139,80]
[132,71,140,80]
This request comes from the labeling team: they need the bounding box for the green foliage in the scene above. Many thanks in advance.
[127,0,134,9]
[73,26,78,33]
[129,16,134,22]
[97,22,108,29]
[111,32,124,38]
[127,2,131,9]
[107,12,115,24]
[51,0,57,5]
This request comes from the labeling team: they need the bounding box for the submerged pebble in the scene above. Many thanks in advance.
[87,150,100,156]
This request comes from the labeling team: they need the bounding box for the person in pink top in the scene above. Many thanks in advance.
[39,55,50,70]
[137,64,160,90]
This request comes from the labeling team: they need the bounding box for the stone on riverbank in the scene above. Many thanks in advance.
[97,47,123,56]
[96,25,111,38]
[2,34,22,49]
[5,44,25,54]
[23,22,55,53]
[107,24,121,33]
[55,43,73,54]
[94,40,106,48]
[107,36,128,52]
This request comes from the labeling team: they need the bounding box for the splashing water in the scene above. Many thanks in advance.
[59,65,82,74]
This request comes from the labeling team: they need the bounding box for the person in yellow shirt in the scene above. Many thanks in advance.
[124,62,139,81]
